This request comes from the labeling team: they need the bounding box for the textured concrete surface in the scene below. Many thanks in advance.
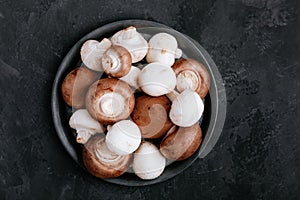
[0,0,299,199]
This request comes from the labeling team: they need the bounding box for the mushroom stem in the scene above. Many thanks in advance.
[96,93,125,117]
[175,48,182,59]
[166,90,179,102]
[121,26,136,40]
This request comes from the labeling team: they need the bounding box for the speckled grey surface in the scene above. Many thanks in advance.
[0,0,299,199]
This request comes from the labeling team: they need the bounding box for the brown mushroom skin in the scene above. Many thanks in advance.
[61,67,99,108]
[85,78,135,125]
[102,45,132,78]
[82,135,131,178]
[131,95,172,139]
[172,59,210,99]
[160,123,202,161]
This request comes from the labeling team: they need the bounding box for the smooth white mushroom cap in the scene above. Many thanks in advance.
[111,26,148,63]
[106,120,141,156]
[119,66,141,89]
[69,109,106,144]
[169,90,204,127]
[146,33,182,66]
[133,141,166,180]
[80,38,112,71]
[138,63,176,96]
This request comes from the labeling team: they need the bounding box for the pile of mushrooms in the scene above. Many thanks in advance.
[61,26,210,180]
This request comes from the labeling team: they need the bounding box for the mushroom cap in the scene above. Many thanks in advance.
[138,63,176,96]
[111,26,148,63]
[102,45,132,78]
[61,67,99,108]
[119,66,141,89]
[106,120,142,156]
[160,123,202,161]
[85,78,135,125]
[131,95,172,139]
[82,134,131,178]
[132,141,166,180]
[172,59,210,98]
[69,109,106,144]
[169,90,204,127]
[80,39,112,71]
[146,33,182,66]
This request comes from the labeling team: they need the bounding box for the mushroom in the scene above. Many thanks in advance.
[80,38,112,71]
[172,59,210,98]
[85,78,135,125]
[106,120,141,156]
[111,26,148,63]
[138,63,176,96]
[131,95,172,139]
[82,134,131,178]
[102,45,132,78]
[69,109,106,144]
[119,66,141,89]
[61,67,99,108]
[160,123,202,161]
[146,33,182,66]
[167,89,204,127]
[132,141,166,180]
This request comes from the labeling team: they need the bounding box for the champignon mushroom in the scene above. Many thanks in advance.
[160,123,202,161]
[131,95,172,139]
[102,45,132,78]
[119,66,141,89]
[69,109,106,144]
[61,67,99,108]
[80,38,112,71]
[82,134,131,178]
[138,63,176,96]
[111,26,148,63]
[106,120,141,156]
[146,33,182,66]
[167,89,204,127]
[85,78,135,125]
[132,141,166,180]
[172,59,210,98]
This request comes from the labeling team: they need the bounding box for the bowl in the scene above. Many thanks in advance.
[51,20,226,186]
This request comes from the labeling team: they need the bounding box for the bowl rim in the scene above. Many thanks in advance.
[51,19,227,186]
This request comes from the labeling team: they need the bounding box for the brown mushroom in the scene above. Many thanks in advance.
[131,95,172,139]
[61,67,99,108]
[85,78,135,125]
[172,59,210,98]
[82,134,131,178]
[160,123,202,161]
[101,45,132,78]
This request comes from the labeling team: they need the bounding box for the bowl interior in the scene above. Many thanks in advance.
[51,20,226,186]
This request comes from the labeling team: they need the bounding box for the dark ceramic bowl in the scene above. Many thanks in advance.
[51,20,226,186]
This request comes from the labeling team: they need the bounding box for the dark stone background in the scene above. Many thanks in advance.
[0,0,299,199]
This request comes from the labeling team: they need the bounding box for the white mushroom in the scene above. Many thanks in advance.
[80,38,112,71]
[133,141,166,180]
[119,66,141,89]
[69,109,106,144]
[111,26,148,63]
[146,33,182,66]
[168,89,204,127]
[105,120,141,156]
[138,63,176,96]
